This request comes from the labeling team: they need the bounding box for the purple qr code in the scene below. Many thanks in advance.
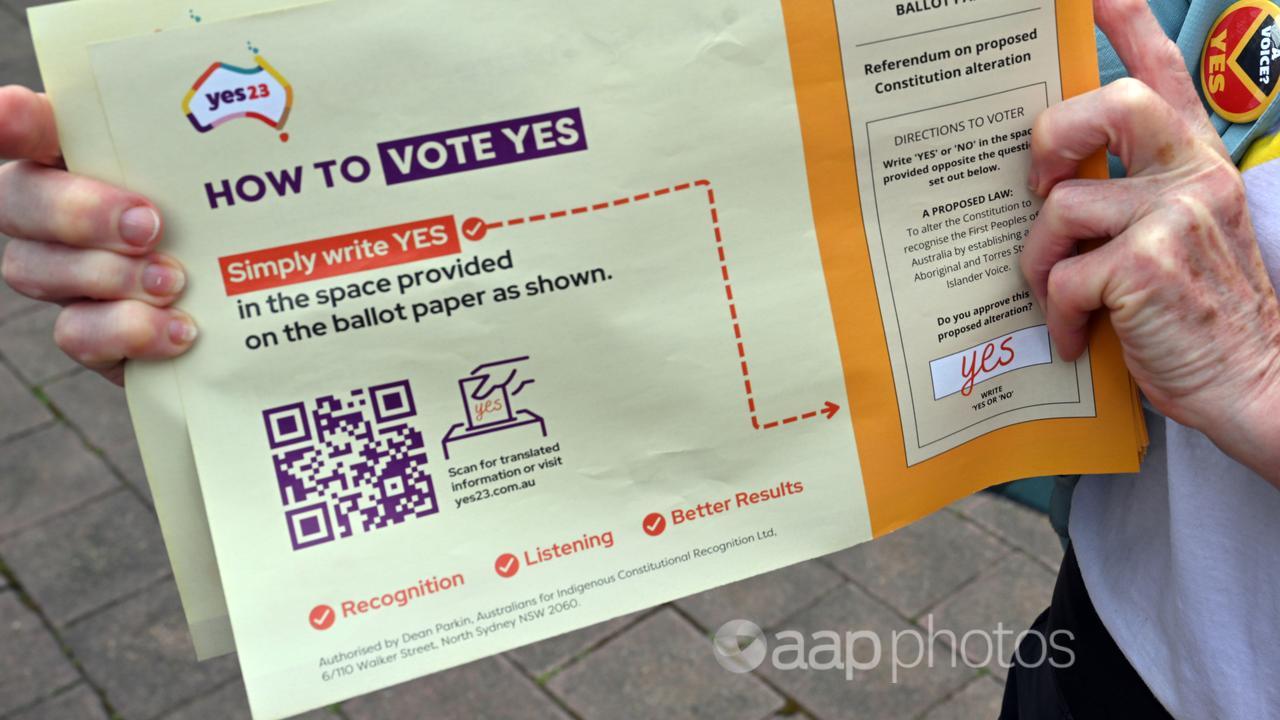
[262,380,438,550]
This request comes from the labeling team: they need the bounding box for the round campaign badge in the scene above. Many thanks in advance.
[1202,0,1280,123]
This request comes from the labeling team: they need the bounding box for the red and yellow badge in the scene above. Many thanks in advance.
[1202,0,1280,123]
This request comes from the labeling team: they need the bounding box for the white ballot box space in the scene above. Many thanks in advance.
[929,324,1056,401]
[30,0,1145,717]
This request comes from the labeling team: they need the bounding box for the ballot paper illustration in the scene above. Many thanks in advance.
[182,54,292,135]
[441,356,547,459]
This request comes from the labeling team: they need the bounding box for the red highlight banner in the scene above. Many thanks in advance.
[218,215,460,296]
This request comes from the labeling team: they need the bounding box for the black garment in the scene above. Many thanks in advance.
[999,546,1174,719]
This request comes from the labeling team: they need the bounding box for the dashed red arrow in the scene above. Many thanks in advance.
[467,179,840,431]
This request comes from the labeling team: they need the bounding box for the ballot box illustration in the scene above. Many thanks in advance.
[441,356,548,460]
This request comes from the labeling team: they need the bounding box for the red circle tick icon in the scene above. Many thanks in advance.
[461,217,489,242]
[309,604,336,631]
[642,512,667,537]
[495,553,520,578]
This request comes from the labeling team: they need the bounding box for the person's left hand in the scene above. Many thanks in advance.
[1022,0,1280,484]
[0,86,195,385]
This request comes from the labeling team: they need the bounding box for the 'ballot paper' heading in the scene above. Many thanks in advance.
[202,108,587,210]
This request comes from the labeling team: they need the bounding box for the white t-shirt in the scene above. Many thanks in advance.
[1070,160,1280,720]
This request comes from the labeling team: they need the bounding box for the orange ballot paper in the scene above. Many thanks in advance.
[32,0,1143,716]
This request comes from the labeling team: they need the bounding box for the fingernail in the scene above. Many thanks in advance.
[1027,169,1040,195]
[167,315,198,345]
[142,262,185,296]
[119,206,160,247]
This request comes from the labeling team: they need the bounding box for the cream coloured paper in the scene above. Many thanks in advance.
[86,1,872,716]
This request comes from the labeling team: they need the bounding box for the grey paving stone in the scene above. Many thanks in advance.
[0,9,40,89]
[64,580,238,720]
[824,510,1008,619]
[947,492,988,517]
[922,676,1005,720]
[953,494,1064,570]
[162,680,334,720]
[0,423,118,538]
[0,238,41,322]
[44,371,151,501]
[0,360,52,442]
[0,591,79,715]
[9,684,110,720]
[343,656,568,720]
[759,584,975,720]
[548,608,783,720]
[0,306,80,384]
[506,610,642,677]
[677,559,844,632]
[0,491,169,626]
[927,553,1056,680]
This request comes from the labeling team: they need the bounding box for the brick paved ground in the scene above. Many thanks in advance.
[0,3,1064,717]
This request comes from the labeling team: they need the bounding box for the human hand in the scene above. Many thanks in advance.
[0,86,196,386]
[1022,0,1280,483]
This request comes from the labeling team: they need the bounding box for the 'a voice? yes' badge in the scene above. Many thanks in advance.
[1202,0,1280,124]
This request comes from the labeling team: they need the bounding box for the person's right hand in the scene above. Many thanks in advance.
[0,86,196,385]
